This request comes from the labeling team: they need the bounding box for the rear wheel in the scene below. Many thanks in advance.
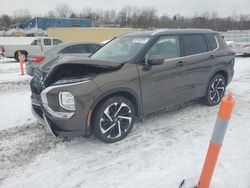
[203,74,226,106]
[92,96,135,143]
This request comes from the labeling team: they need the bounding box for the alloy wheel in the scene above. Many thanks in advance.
[100,102,133,139]
[209,77,225,104]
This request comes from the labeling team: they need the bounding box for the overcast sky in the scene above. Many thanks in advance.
[0,0,249,17]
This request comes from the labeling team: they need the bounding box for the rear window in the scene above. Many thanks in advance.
[182,34,208,56]
[206,34,218,51]
[61,44,87,53]
[86,44,101,53]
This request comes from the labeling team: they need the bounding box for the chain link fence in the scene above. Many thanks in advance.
[220,30,250,41]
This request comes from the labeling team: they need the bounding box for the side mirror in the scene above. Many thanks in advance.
[148,55,164,66]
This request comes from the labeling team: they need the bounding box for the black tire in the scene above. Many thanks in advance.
[92,96,135,143]
[203,74,226,106]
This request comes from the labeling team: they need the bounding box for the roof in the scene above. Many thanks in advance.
[57,41,101,47]
[24,17,91,23]
[123,28,217,37]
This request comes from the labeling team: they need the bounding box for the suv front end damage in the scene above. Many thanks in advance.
[30,57,123,137]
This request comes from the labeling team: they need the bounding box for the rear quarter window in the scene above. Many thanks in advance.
[182,34,208,56]
[206,33,218,51]
[215,34,228,49]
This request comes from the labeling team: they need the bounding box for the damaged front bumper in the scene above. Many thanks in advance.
[30,75,101,137]
[31,104,56,136]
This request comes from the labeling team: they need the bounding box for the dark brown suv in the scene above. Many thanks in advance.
[30,29,235,143]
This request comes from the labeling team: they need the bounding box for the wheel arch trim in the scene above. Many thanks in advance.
[203,68,229,96]
[85,87,143,133]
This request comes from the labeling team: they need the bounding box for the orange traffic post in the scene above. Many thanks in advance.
[18,51,25,76]
[197,92,235,188]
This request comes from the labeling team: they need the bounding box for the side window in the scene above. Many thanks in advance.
[182,34,208,56]
[44,39,52,46]
[53,39,63,45]
[36,39,41,45]
[206,34,218,51]
[146,35,180,60]
[77,45,87,53]
[215,34,228,49]
[61,44,87,54]
[86,44,101,53]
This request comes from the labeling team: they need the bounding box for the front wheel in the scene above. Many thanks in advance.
[92,96,135,143]
[203,74,226,106]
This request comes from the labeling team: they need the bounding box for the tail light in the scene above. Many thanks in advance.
[243,44,250,48]
[31,56,45,63]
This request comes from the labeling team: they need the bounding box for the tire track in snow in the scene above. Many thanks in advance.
[0,123,62,182]
[0,80,30,92]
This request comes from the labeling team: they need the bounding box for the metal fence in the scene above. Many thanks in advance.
[220,30,250,41]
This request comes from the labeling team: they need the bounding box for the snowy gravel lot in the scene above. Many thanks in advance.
[0,57,249,188]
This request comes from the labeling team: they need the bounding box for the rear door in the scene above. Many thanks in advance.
[181,34,213,99]
[30,38,43,56]
[42,38,53,51]
[137,35,188,114]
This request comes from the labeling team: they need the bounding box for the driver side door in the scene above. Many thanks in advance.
[137,35,188,114]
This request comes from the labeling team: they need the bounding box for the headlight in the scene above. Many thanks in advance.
[59,92,75,111]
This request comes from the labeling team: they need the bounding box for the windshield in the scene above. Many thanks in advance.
[91,36,151,62]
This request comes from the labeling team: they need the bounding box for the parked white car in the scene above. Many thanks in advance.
[229,37,250,56]
[0,37,63,61]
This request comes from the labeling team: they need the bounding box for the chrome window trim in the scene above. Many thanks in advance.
[143,34,220,64]
[181,34,219,58]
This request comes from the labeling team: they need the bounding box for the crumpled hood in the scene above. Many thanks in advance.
[39,54,123,73]
[41,55,125,86]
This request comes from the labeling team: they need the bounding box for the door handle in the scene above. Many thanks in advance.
[176,61,184,66]
[209,55,214,59]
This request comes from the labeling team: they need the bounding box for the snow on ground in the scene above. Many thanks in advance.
[0,58,30,84]
[0,89,36,130]
[0,58,34,131]
[0,57,250,188]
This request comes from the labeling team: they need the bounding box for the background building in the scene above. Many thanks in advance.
[14,17,92,30]
[48,27,137,43]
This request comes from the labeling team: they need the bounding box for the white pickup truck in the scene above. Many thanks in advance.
[0,37,63,61]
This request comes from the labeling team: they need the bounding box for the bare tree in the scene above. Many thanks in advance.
[70,13,77,18]
[0,15,12,28]
[12,9,31,24]
[1,4,250,30]
[46,10,56,18]
[55,3,72,18]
